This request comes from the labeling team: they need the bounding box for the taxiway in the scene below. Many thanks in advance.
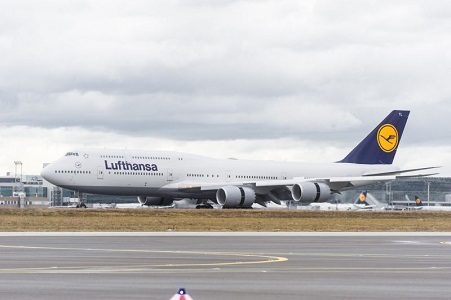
[0,232,450,299]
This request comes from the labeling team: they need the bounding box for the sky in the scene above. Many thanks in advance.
[1,0,451,177]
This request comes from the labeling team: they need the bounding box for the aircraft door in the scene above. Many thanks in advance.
[167,169,173,182]
[97,166,104,179]
[226,170,231,182]
[281,172,287,180]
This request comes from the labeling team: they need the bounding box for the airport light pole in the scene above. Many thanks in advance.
[427,181,430,207]
[14,161,22,183]
[385,182,392,208]
[14,161,23,194]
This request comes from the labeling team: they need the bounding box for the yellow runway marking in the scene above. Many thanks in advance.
[0,245,288,274]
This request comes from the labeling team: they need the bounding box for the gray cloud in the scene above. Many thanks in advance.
[1,0,451,174]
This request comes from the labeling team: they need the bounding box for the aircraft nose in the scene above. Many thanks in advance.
[40,164,54,183]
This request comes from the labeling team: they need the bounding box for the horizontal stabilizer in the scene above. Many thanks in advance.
[363,166,441,177]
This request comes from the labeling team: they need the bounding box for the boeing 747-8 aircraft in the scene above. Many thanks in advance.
[41,110,437,208]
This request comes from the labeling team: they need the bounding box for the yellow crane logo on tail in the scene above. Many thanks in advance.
[377,124,398,153]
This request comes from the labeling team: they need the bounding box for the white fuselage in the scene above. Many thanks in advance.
[41,148,398,200]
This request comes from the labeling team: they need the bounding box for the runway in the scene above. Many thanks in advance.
[0,233,450,299]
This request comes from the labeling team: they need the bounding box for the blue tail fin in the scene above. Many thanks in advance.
[355,191,370,206]
[415,196,423,206]
[339,110,410,164]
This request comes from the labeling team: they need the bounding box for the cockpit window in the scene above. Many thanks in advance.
[65,152,79,156]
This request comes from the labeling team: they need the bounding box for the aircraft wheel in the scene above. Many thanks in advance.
[196,204,213,209]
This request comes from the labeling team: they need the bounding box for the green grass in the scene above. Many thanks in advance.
[1,208,450,232]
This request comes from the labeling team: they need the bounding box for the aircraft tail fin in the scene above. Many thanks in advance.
[354,191,370,206]
[339,110,410,164]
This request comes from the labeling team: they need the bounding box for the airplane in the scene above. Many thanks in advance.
[413,196,451,211]
[40,110,439,209]
[387,195,451,211]
[307,191,377,211]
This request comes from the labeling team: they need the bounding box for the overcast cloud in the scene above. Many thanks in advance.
[1,0,451,176]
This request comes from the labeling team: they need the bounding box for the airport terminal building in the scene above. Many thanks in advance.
[0,173,137,207]
[0,174,50,207]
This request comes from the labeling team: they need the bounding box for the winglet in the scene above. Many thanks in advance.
[339,110,410,164]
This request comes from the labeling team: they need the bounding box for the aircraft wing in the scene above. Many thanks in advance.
[159,166,435,196]
[252,175,398,191]
[159,172,428,207]
[161,175,399,195]
[353,204,376,210]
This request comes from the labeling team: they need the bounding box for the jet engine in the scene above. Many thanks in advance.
[291,182,330,203]
[138,196,174,206]
[216,186,256,208]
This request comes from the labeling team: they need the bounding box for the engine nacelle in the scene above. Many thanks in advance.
[138,196,174,206]
[216,186,256,208]
[291,182,330,203]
